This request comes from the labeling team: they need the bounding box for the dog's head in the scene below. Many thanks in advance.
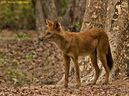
[39,20,64,42]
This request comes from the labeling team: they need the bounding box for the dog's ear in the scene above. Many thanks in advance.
[53,21,61,31]
[46,19,53,27]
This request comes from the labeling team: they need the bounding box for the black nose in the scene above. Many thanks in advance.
[38,37,43,41]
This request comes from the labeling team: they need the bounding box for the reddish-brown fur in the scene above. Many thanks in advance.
[42,20,113,88]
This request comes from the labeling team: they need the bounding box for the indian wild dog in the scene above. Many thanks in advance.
[39,20,113,88]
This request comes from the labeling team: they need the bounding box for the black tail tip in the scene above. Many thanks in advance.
[107,47,113,70]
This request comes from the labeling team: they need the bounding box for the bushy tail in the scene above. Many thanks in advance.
[106,46,113,70]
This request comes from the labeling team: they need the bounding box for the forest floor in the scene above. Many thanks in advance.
[0,78,129,96]
[0,30,129,96]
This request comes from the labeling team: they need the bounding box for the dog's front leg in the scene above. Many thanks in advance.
[63,54,70,88]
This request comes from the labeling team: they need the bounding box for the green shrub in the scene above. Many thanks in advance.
[16,32,30,40]
[5,68,28,86]
[0,0,35,30]
[61,0,69,15]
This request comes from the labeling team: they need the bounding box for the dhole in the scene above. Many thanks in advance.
[40,20,113,88]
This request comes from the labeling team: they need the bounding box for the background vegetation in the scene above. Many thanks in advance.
[0,0,35,30]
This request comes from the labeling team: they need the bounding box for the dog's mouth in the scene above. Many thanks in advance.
[38,37,43,42]
[38,37,52,43]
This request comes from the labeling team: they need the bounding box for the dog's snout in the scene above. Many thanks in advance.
[38,37,44,41]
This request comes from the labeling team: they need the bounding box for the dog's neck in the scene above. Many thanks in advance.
[52,32,70,52]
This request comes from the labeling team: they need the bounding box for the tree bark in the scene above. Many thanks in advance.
[33,0,46,38]
[81,0,108,30]
[125,23,129,76]
[61,0,86,31]
[106,0,129,78]
[32,0,58,39]
[41,0,57,20]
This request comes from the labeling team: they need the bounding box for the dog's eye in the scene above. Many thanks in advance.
[47,32,51,35]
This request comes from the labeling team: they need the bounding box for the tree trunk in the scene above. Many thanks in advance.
[32,0,57,38]
[81,0,108,30]
[106,0,129,78]
[61,0,86,31]
[125,22,129,76]
[41,0,57,20]
[54,0,62,16]
[32,0,46,38]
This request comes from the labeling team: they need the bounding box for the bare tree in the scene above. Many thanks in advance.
[81,0,108,30]
[32,0,57,39]
[63,0,86,31]
[105,0,129,78]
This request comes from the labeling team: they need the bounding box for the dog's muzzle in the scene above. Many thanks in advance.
[38,36,44,42]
